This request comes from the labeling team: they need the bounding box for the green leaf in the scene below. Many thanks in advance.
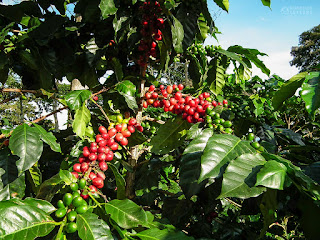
[218,153,266,199]
[255,160,287,190]
[72,103,91,139]
[77,212,113,240]
[99,0,117,19]
[180,129,213,198]
[208,57,227,95]
[171,16,184,53]
[0,173,25,201]
[301,72,320,118]
[150,117,190,155]
[186,122,203,140]
[32,123,61,153]
[272,72,308,110]
[213,0,229,12]
[199,134,255,183]
[127,130,147,147]
[105,199,149,229]
[0,148,18,189]
[36,173,64,201]
[115,80,138,111]
[59,170,77,185]
[9,124,43,174]
[111,57,123,82]
[14,198,56,214]
[108,163,126,200]
[135,228,194,240]
[65,90,92,110]
[26,164,42,194]
[261,0,271,7]
[0,198,55,239]
[259,189,277,238]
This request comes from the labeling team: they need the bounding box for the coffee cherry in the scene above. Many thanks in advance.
[63,193,73,206]
[73,163,81,173]
[55,208,67,218]
[89,185,97,193]
[71,172,79,179]
[128,125,135,133]
[92,177,104,189]
[66,222,77,233]
[98,126,108,134]
[57,200,65,209]
[67,210,77,222]
[93,95,99,101]
[89,172,97,180]
[128,118,137,126]
[120,137,128,146]
[108,128,117,137]
[72,196,85,208]
[149,85,156,91]
[115,133,124,142]
[97,172,106,180]
[78,178,86,190]
[70,182,79,192]
[247,133,255,141]
[251,142,260,149]
[99,161,108,171]
[80,162,89,172]
[76,204,88,214]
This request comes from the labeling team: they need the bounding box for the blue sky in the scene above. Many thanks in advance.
[205,0,320,79]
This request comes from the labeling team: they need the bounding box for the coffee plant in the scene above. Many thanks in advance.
[1,0,320,239]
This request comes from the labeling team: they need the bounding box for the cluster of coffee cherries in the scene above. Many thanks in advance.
[70,118,142,194]
[137,1,164,66]
[246,132,264,151]
[54,182,90,233]
[143,84,232,133]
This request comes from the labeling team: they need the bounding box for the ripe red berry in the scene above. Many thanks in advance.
[136,125,144,132]
[73,163,81,173]
[80,162,89,172]
[115,124,122,132]
[143,101,148,108]
[71,172,79,179]
[82,147,90,157]
[157,18,164,25]
[80,192,89,199]
[212,101,217,107]
[98,140,107,147]
[102,133,110,140]
[98,126,108,134]
[189,100,196,107]
[151,92,158,99]
[99,161,108,171]
[107,138,115,146]
[97,153,107,161]
[96,135,104,143]
[223,99,228,105]
[175,92,182,100]
[89,146,98,153]
[169,98,177,106]
[106,152,114,162]
[108,128,117,137]
[78,157,86,163]
[145,92,152,99]
[122,130,131,138]
[151,42,157,48]
[217,102,222,106]
[97,171,106,180]
[120,137,128,146]
[203,92,210,98]
[160,85,165,90]
[128,125,135,133]
[115,133,124,142]
[93,95,98,101]
[92,177,104,189]
[89,185,97,192]
[110,143,119,151]
[128,118,137,126]
[89,153,97,161]
[166,85,173,94]
[185,96,192,104]
[89,172,97,180]
[149,85,155,91]
[178,84,184,90]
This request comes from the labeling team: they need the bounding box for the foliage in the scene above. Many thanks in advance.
[290,24,320,72]
[1,0,320,240]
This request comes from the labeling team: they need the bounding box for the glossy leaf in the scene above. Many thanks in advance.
[59,170,77,185]
[65,90,92,110]
[32,123,61,153]
[213,0,229,12]
[108,163,126,200]
[0,148,18,188]
[150,117,190,155]
[115,80,138,111]
[105,199,149,229]
[218,153,266,199]
[99,0,117,19]
[0,173,25,201]
[36,173,64,201]
[72,103,91,139]
[208,57,227,95]
[0,198,55,239]
[26,164,42,194]
[135,228,194,240]
[77,212,113,240]
[171,15,184,53]
[301,72,320,118]
[255,160,287,190]
[186,122,203,140]
[180,129,213,198]
[9,124,43,174]
[199,134,255,182]
[272,72,308,110]
[261,0,271,7]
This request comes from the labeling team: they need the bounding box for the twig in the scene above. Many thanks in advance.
[224,197,242,208]
[1,88,38,94]
[142,116,165,124]
[0,106,68,139]
[91,99,110,124]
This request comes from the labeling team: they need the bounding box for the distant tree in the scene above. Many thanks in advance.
[290,24,320,72]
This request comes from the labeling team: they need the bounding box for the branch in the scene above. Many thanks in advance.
[91,99,110,124]
[0,106,68,140]
[1,88,38,94]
